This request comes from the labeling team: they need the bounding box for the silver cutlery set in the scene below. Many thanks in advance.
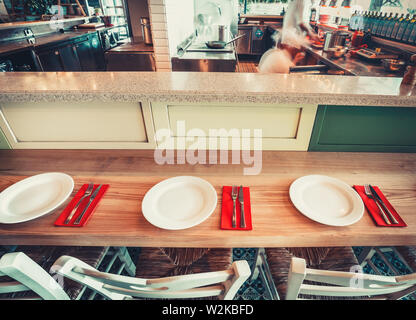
[231,185,246,228]
[364,184,398,225]
[64,183,102,225]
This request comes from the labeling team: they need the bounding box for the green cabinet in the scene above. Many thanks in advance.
[308,105,416,152]
[0,127,10,149]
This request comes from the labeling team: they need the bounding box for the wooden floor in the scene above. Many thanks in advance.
[236,59,258,73]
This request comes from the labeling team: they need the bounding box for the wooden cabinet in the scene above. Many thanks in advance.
[36,47,65,71]
[308,105,416,152]
[75,33,105,71]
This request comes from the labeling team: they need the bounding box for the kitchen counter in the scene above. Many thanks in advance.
[305,46,404,77]
[171,42,237,72]
[0,29,99,56]
[107,38,153,53]
[0,71,415,106]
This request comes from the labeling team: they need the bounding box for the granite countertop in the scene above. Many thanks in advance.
[1,71,416,106]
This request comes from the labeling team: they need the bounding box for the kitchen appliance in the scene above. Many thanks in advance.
[289,65,329,74]
[382,59,406,72]
[251,25,267,55]
[325,46,347,59]
[323,30,350,52]
[141,17,153,45]
[206,33,245,49]
[356,48,398,61]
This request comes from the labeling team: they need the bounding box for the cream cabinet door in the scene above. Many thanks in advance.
[151,102,317,151]
[0,126,10,149]
[0,101,155,149]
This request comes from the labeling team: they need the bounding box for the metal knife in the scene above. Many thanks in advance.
[238,185,246,228]
[73,184,103,225]
[369,185,399,224]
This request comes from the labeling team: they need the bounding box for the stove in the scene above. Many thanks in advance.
[186,42,233,53]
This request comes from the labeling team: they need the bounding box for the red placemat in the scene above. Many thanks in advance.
[353,185,406,227]
[221,186,252,230]
[54,184,109,227]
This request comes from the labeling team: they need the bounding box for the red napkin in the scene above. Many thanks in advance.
[54,184,109,227]
[221,186,252,230]
[353,185,406,227]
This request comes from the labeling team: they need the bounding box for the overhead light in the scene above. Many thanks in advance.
[341,0,351,7]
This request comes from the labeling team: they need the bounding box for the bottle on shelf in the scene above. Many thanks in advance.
[371,12,383,36]
[364,11,373,32]
[369,12,381,35]
[375,12,388,36]
[402,14,416,43]
[380,12,393,38]
[408,17,416,44]
[349,10,358,31]
[391,13,405,40]
[396,13,411,41]
[385,13,399,39]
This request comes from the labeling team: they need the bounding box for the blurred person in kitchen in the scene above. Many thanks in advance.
[258,0,319,73]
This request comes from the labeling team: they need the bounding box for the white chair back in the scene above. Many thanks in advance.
[286,257,416,300]
[0,252,69,300]
[52,255,251,300]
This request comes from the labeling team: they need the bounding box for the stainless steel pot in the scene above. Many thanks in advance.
[323,30,350,51]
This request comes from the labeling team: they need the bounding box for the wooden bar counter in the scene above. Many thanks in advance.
[0,150,415,247]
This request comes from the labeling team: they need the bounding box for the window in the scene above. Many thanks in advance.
[97,0,128,37]
[100,0,127,26]
[348,1,415,15]
[239,0,289,15]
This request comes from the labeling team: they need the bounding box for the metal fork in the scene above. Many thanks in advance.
[64,182,94,224]
[364,184,390,225]
[231,186,238,228]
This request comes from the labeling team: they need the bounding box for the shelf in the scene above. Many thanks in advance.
[371,36,416,54]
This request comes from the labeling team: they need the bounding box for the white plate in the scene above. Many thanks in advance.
[0,173,74,224]
[289,175,364,226]
[141,176,217,230]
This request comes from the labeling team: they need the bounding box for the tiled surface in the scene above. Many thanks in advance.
[148,0,171,71]
[233,247,416,300]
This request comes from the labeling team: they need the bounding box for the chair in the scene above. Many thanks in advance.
[51,254,251,300]
[0,246,136,300]
[285,256,416,300]
[0,251,69,300]
[260,247,361,300]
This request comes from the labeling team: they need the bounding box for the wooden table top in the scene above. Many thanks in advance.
[0,150,415,247]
